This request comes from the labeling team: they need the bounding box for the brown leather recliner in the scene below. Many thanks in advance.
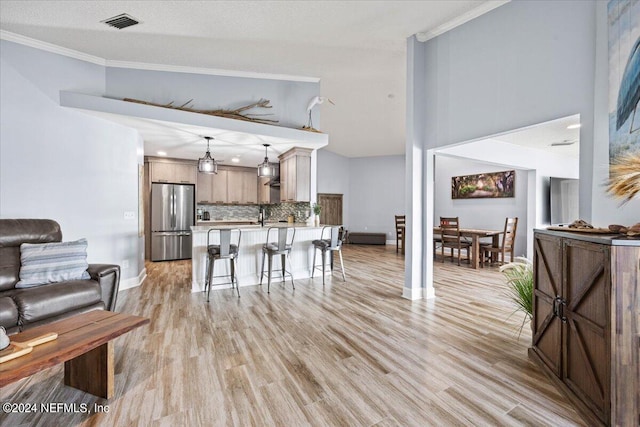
[0,219,120,334]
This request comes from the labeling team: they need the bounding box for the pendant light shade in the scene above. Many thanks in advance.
[257,144,274,177]
[198,136,218,174]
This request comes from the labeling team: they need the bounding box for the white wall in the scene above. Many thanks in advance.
[316,149,350,228]
[405,0,637,297]
[0,40,144,285]
[421,0,597,219]
[434,156,528,257]
[348,155,405,240]
[316,150,405,240]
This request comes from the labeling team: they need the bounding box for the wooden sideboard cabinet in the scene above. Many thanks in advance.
[531,230,639,427]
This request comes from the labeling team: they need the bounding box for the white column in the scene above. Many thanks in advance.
[403,35,426,300]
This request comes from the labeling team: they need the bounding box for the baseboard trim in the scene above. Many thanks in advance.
[402,287,423,300]
[119,268,147,291]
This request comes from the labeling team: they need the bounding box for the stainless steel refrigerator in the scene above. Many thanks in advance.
[151,183,195,261]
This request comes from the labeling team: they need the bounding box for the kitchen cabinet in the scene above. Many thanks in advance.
[531,230,639,427]
[241,171,258,204]
[197,168,256,205]
[227,170,243,204]
[197,170,228,203]
[150,159,196,184]
[258,177,271,204]
[226,169,257,204]
[196,172,214,203]
[278,148,311,202]
[211,170,228,203]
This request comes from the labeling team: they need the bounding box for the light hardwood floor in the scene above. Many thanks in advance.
[1,245,586,426]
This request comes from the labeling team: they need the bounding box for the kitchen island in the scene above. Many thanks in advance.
[191,223,327,293]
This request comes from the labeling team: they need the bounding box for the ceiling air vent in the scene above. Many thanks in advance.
[101,14,140,30]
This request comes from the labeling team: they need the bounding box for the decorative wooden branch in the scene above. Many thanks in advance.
[122,97,279,125]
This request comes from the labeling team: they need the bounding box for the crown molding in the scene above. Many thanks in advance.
[0,29,320,83]
[0,30,106,65]
[415,0,510,42]
[105,60,320,83]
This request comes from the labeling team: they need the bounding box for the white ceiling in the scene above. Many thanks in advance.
[0,0,508,159]
[437,114,581,163]
[492,114,581,159]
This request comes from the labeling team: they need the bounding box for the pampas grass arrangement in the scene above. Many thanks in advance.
[607,152,640,205]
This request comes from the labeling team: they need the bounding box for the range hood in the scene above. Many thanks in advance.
[266,163,280,187]
[268,176,280,187]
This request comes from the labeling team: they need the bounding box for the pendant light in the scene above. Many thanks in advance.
[198,136,218,174]
[257,144,274,177]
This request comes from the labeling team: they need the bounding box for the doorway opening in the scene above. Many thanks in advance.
[426,114,580,287]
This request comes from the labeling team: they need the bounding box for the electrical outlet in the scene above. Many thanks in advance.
[123,211,136,220]
[122,260,129,269]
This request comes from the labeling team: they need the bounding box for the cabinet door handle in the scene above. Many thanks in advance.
[559,298,567,323]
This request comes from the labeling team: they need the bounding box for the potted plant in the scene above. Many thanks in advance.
[312,203,321,226]
[500,257,533,337]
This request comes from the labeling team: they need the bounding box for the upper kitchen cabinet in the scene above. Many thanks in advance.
[149,158,197,184]
[258,177,271,204]
[227,168,258,204]
[212,170,229,203]
[197,170,228,204]
[279,148,311,202]
[198,167,256,205]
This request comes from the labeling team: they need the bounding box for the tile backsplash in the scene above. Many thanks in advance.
[198,202,311,222]
[266,202,311,222]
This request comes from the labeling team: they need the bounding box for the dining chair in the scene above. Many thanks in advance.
[205,228,242,301]
[395,215,405,253]
[480,217,518,267]
[440,217,471,266]
[311,225,346,286]
[260,226,296,293]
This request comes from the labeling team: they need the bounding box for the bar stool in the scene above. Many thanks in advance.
[205,228,241,301]
[311,225,346,285]
[260,226,296,293]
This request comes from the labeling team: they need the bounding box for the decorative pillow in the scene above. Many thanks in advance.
[16,238,91,288]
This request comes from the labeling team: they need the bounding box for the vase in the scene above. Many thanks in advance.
[314,216,320,227]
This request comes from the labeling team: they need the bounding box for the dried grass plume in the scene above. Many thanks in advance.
[607,152,640,205]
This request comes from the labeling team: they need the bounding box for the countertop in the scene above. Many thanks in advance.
[535,228,640,246]
[191,223,319,232]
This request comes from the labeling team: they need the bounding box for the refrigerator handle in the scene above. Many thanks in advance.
[172,186,176,228]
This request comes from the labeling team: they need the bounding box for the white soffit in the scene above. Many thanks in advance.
[60,91,328,167]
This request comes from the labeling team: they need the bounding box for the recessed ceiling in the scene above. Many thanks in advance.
[492,114,581,159]
[0,0,508,158]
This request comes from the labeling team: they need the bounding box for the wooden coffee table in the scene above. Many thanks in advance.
[0,310,149,398]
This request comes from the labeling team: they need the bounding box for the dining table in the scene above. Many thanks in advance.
[433,227,503,269]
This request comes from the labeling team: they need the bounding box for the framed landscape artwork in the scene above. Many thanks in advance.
[451,170,515,200]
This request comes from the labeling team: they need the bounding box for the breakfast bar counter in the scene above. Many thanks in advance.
[191,223,325,293]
